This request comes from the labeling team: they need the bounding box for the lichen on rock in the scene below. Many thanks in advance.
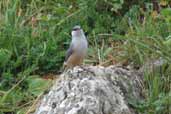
[35,65,143,114]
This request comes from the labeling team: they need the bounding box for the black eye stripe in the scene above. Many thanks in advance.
[72,28,80,31]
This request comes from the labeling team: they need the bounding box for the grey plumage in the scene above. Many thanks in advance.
[64,25,88,69]
[64,43,74,62]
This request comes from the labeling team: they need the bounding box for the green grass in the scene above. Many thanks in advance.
[0,0,171,114]
[120,4,171,114]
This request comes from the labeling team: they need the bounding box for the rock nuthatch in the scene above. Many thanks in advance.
[64,25,88,69]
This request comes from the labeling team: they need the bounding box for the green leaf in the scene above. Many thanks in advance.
[164,37,171,47]
[54,7,67,15]
[26,76,52,96]
[104,47,113,57]
[161,8,171,17]
[0,49,11,67]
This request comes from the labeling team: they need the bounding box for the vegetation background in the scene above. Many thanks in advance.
[0,0,171,114]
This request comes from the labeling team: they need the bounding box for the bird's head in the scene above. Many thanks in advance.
[71,25,84,38]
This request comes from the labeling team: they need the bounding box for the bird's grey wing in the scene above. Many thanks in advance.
[64,44,74,62]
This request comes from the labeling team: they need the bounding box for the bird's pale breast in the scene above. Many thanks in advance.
[66,53,84,68]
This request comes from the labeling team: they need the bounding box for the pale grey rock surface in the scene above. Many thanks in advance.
[34,65,143,114]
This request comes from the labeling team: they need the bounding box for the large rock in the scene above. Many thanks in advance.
[34,65,143,114]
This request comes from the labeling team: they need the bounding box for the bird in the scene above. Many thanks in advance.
[63,25,88,70]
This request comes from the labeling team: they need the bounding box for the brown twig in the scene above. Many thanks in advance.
[25,93,43,114]
[0,76,26,103]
